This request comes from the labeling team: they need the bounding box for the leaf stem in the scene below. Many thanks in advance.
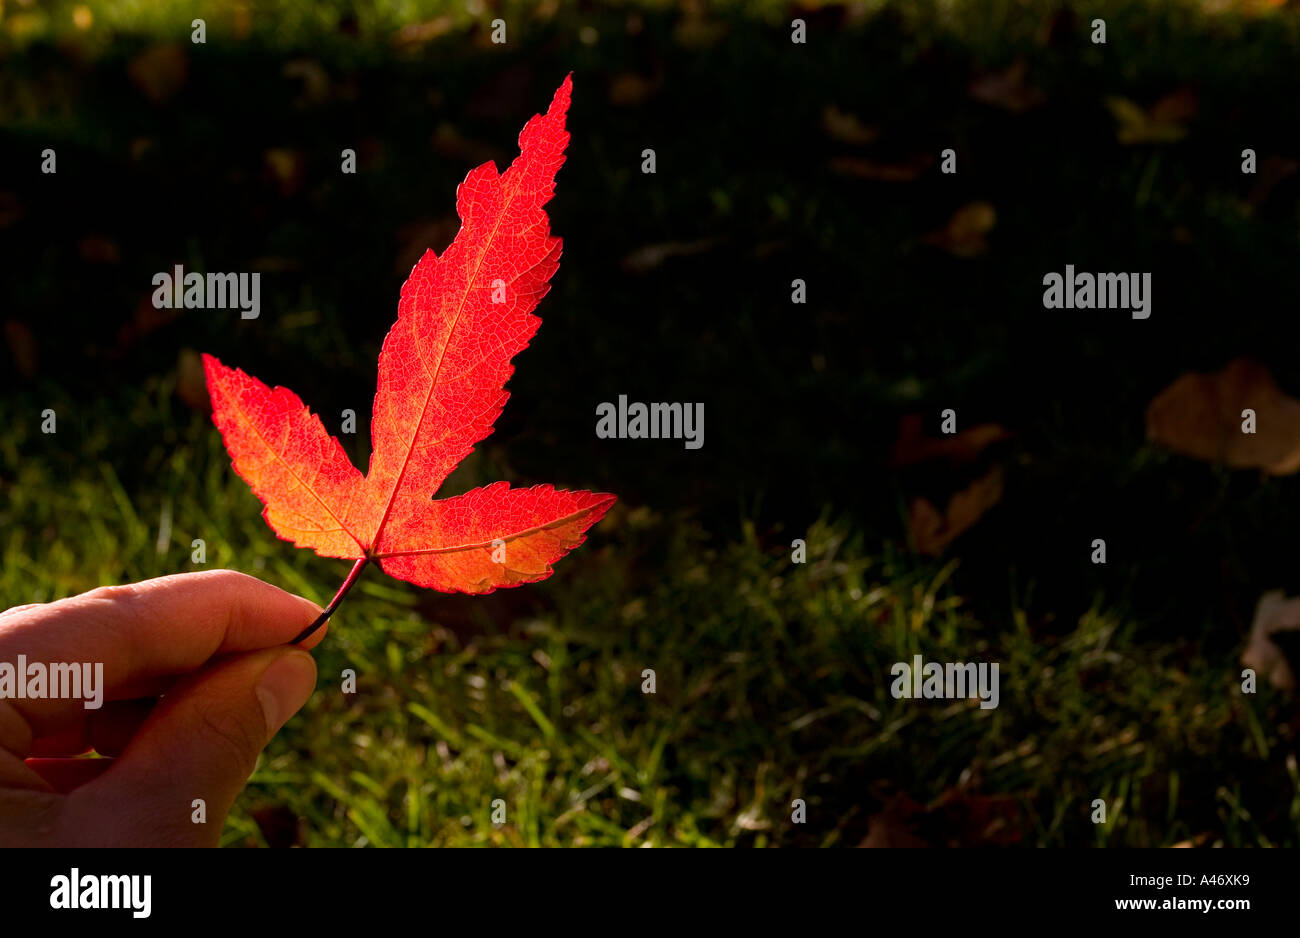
[289,557,369,645]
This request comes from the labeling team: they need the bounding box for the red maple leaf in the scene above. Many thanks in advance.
[202,76,614,641]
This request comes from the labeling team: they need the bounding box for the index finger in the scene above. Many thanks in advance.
[0,569,324,737]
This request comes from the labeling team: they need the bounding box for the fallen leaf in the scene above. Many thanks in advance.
[175,349,210,413]
[1145,358,1300,474]
[1105,90,1194,145]
[909,465,1004,556]
[232,1,252,39]
[619,237,722,274]
[1245,155,1299,208]
[127,43,189,104]
[968,60,1045,113]
[821,105,879,146]
[673,2,727,48]
[250,803,303,848]
[77,235,120,264]
[4,319,38,379]
[393,16,455,48]
[431,122,506,168]
[1038,6,1079,47]
[923,201,997,257]
[608,72,659,107]
[934,789,1023,846]
[1149,87,1198,124]
[263,148,305,198]
[831,154,933,181]
[282,59,331,106]
[860,794,929,848]
[861,786,1022,846]
[114,293,178,355]
[1242,590,1299,691]
[891,414,1011,468]
[204,76,615,597]
[0,192,24,228]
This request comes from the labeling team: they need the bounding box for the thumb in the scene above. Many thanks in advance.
[64,647,317,846]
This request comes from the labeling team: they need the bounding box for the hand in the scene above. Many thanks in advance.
[0,570,325,846]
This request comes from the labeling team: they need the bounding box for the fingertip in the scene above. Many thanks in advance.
[204,571,324,647]
[295,618,329,650]
[293,592,324,619]
[256,649,317,735]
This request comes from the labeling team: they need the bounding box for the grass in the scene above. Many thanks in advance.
[3,378,1298,847]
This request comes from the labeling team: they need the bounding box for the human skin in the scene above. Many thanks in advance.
[0,569,324,846]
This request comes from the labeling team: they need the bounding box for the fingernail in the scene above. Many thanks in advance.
[256,651,317,734]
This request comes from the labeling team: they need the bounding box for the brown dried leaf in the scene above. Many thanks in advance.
[393,16,455,48]
[860,794,929,848]
[1197,0,1276,13]
[1149,87,1198,124]
[910,465,1004,556]
[1145,358,1300,474]
[620,237,722,274]
[1242,590,1298,691]
[250,803,303,848]
[431,122,506,167]
[114,294,179,356]
[78,235,120,264]
[175,348,211,413]
[608,73,659,107]
[831,154,933,182]
[891,414,1011,468]
[968,60,1045,113]
[934,790,1023,846]
[0,192,25,228]
[127,43,189,105]
[673,2,727,48]
[1245,156,1299,208]
[4,319,38,379]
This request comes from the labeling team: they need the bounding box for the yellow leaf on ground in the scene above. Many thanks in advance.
[821,105,879,146]
[1105,89,1195,145]
[923,202,996,257]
